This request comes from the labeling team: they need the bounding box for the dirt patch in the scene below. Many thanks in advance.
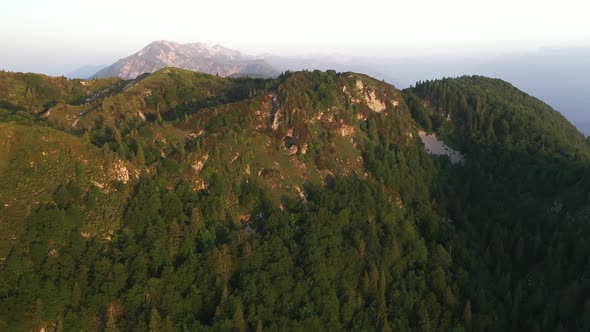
[418,131,464,164]
[339,125,355,137]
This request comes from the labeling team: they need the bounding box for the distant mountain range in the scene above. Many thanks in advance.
[92,40,278,79]
[67,65,106,79]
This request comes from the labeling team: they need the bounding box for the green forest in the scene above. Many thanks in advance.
[0,69,589,331]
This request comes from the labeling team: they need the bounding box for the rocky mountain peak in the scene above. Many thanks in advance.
[92,40,277,80]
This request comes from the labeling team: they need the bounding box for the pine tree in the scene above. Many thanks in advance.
[76,162,87,183]
[215,244,233,284]
[378,270,389,326]
[137,144,146,165]
[463,300,472,332]
[233,303,246,332]
[156,103,163,124]
[417,303,432,332]
[163,316,173,332]
[71,283,82,308]
[82,131,92,143]
[56,317,65,332]
[111,125,122,143]
[105,315,120,332]
[214,287,229,321]
[168,221,182,258]
[192,208,204,230]
[149,307,162,332]
[178,143,185,159]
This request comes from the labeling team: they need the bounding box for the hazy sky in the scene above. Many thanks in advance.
[1,0,589,75]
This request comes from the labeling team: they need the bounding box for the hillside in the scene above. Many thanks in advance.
[406,76,590,331]
[93,41,278,80]
[1,70,590,331]
[0,70,122,114]
[405,76,590,161]
[0,68,414,251]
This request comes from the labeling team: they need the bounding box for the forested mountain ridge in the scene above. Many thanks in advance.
[0,68,414,245]
[405,76,590,210]
[0,69,589,331]
[406,76,590,331]
[0,70,122,113]
[405,76,590,161]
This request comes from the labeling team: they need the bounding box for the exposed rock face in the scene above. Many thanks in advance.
[192,154,209,173]
[271,110,282,131]
[270,94,282,131]
[366,90,386,113]
[110,160,131,183]
[344,78,388,113]
[355,80,364,91]
[93,40,278,79]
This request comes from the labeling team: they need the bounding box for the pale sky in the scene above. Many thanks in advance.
[1,0,589,75]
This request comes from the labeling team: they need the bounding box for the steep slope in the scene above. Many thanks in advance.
[406,76,590,331]
[37,68,415,207]
[405,76,590,161]
[93,40,278,80]
[0,122,138,254]
[0,68,417,254]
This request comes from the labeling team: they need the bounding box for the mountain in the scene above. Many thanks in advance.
[405,77,590,331]
[406,76,590,161]
[92,40,278,80]
[265,47,590,128]
[1,69,590,331]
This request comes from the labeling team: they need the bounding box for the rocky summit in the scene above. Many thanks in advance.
[92,40,278,80]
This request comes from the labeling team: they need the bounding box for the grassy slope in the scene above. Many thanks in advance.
[0,71,121,113]
[0,68,417,254]
[0,122,135,254]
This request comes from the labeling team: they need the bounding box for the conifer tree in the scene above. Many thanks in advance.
[149,308,162,332]
[137,144,146,165]
[463,300,472,332]
[233,303,246,332]
[105,315,120,332]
